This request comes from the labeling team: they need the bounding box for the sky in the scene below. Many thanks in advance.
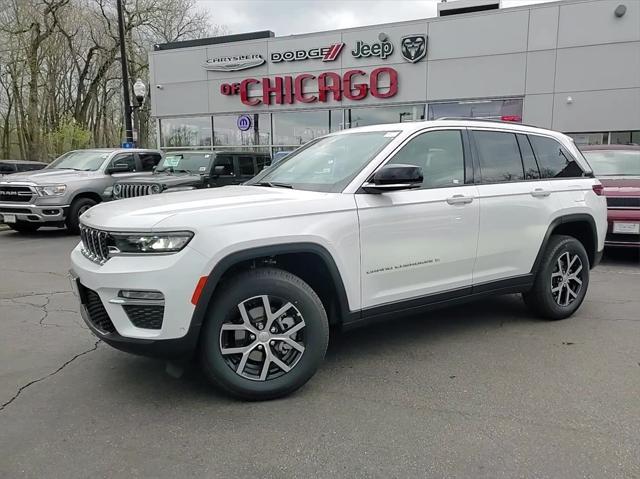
[195,0,557,37]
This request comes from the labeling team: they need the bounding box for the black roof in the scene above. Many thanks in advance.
[164,150,270,156]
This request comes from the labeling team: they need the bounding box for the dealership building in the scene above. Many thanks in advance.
[149,0,640,156]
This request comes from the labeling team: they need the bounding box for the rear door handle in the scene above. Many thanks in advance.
[531,188,551,198]
[446,194,474,205]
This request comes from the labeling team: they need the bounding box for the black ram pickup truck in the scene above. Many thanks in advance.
[112,150,271,199]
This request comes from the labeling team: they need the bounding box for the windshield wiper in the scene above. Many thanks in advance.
[52,167,81,171]
[253,181,294,189]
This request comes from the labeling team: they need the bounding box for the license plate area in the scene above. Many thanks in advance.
[613,222,640,234]
[2,214,16,223]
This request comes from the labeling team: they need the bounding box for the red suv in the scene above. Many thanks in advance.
[581,145,640,248]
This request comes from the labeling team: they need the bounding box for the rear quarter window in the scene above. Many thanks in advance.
[529,135,584,178]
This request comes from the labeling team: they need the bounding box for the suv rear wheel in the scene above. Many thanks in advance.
[66,197,96,234]
[523,235,590,320]
[200,267,329,400]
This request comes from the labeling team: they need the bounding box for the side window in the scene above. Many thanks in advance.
[386,130,465,189]
[110,154,136,172]
[139,153,162,171]
[473,131,524,183]
[214,155,234,175]
[516,134,540,180]
[529,135,584,178]
[238,156,255,176]
[0,163,15,173]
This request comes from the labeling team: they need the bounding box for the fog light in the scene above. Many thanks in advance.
[119,290,164,301]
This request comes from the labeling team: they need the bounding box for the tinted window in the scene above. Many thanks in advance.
[158,153,212,173]
[214,155,234,175]
[516,134,540,179]
[139,153,162,171]
[387,130,465,189]
[529,135,584,178]
[0,163,16,173]
[111,154,136,172]
[238,156,255,176]
[473,131,524,183]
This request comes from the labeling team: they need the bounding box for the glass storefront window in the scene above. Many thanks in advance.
[273,110,343,146]
[568,132,608,146]
[213,114,271,147]
[347,104,425,128]
[160,116,212,147]
[427,98,523,122]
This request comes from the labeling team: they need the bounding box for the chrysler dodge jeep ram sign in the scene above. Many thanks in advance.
[203,54,265,71]
[270,43,345,62]
[219,67,398,106]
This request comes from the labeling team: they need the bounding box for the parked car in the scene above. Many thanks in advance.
[581,145,640,248]
[0,148,162,234]
[0,160,47,175]
[71,119,606,400]
[112,150,270,200]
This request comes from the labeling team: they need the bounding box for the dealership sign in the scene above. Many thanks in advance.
[271,43,345,62]
[203,54,265,71]
[351,39,394,60]
[400,35,427,63]
[220,67,398,106]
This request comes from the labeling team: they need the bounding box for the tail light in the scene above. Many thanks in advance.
[592,184,604,196]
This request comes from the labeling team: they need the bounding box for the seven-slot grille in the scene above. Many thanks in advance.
[0,185,34,203]
[607,197,640,209]
[115,183,155,199]
[79,224,111,264]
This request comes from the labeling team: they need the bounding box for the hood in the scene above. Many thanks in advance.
[117,173,201,187]
[598,177,640,197]
[0,168,98,185]
[81,185,353,231]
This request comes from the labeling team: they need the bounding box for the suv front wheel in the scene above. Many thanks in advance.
[200,267,329,400]
[523,235,590,320]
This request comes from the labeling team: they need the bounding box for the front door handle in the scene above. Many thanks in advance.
[531,188,551,198]
[446,194,474,205]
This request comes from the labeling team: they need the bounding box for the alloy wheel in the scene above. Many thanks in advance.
[550,252,583,307]
[219,295,306,381]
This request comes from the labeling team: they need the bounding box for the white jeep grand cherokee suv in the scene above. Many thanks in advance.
[70,120,607,400]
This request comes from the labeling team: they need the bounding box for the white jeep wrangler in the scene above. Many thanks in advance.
[70,120,607,400]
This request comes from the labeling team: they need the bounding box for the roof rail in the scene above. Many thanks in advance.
[435,116,542,129]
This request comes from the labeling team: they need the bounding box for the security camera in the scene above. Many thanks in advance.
[156,84,163,90]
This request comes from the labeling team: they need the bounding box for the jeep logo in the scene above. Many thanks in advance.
[351,39,394,60]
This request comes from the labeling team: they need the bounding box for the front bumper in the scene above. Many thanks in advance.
[70,243,209,358]
[0,202,68,223]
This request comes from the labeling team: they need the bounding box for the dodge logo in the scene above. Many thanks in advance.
[400,35,427,63]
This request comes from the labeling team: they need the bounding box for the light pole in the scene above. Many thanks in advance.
[132,79,146,146]
[116,0,134,145]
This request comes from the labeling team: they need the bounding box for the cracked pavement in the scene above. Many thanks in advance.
[1,229,639,478]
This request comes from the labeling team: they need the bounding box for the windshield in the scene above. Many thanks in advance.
[157,152,212,173]
[582,149,640,177]
[47,150,111,171]
[248,131,398,192]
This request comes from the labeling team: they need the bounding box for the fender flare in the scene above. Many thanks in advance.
[189,242,354,332]
[530,213,599,275]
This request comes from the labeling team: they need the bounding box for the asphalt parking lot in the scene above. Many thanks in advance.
[0,228,639,478]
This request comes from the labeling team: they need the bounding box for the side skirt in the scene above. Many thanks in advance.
[342,274,534,330]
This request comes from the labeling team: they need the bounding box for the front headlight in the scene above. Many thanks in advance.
[36,184,66,196]
[150,184,162,194]
[111,231,193,254]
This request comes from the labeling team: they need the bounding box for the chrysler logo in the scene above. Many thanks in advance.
[400,35,427,63]
[202,54,265,72]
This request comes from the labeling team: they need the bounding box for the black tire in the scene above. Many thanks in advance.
[8,222,40,233]
[200,267,329,400]
[66,197,96,234]
[523,235,590,320]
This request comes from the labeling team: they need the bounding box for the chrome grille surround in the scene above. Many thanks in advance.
[0,183,36,203]
[79,224,112,265]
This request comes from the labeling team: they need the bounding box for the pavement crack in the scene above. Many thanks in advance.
[0,340,101,413]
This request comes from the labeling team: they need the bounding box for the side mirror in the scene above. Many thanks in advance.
[362,164,423,194]
[107,163,131,174]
